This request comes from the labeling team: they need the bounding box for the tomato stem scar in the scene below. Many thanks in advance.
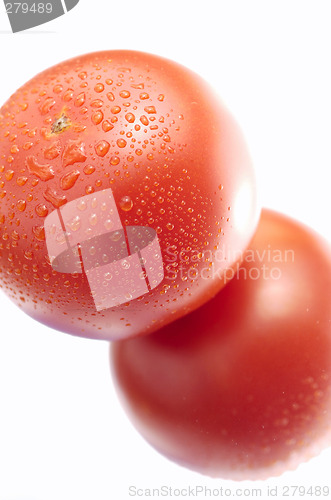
[51,113,72,134]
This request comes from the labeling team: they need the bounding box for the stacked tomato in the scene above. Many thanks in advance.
[1,51,331,480]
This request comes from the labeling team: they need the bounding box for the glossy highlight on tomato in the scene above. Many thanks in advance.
[0,50,258,340]
[111,209,331,479]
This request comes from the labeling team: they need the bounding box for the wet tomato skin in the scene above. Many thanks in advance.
[111,209,331,479]
[0,50,258,340]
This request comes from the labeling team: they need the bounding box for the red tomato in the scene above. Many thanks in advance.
[111,209,331,479]
[0,50,258,340]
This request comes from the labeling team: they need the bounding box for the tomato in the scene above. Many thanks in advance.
[0,50,258,340]
[111,209,331,480]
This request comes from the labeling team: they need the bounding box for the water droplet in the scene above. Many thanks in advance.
[62,140,87,167]
[75,92,86,107]
[116,138,127,148]
[109,156,119,167]
[104,272,112,280]
[16,176,28,186]
[167,223,174,231]
[32,226,46,241]
[92,111,104,125]
[218,184,224,190]
[17,200,26,212]
[106,92,115,102]
[83,165,95,175]
[111,106,121,114]
[119,195,133,212]
[94,83,105,93]
[111,231,122,242]
[53,84,63,93]
[144,106,156,114]
[140,92,149,100]
[43,186,67,208]
[131,83,144,90]
[120,90,131,98]
[76,199,87,211]
[23,142,33,151]
[69,215,81,232]
[121,260,130,270]
[103,261,111,273]
[102,120,114,132]
[158,94,165,101]
[24,250,33,260]
[39,97,56,115]
[89,214,98,226]
[35,204,48,217]
[60,169,80,190]
[44,141,61,160]
[11,230,19,241]
[26,156,54,182]
[5,170,14,181]
[125,113,135,123]
[91,99,104,108]
[140,115,149,126]
[78,72,87,80]
[95,140,110,157]
[63,89,74,102]
[104,219,114,230]
[124,292,132,301]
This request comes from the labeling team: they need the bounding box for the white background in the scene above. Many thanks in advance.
[0,1,331,499]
